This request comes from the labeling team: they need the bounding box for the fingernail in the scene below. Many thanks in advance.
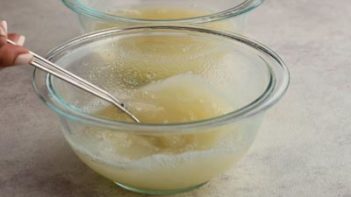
[1,21,7,32]
[16,35,25,46]
[0,21,7,36]
[15,53,33,65]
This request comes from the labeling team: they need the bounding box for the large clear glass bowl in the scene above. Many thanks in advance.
[62,0,264,33]
[33,26,289,195]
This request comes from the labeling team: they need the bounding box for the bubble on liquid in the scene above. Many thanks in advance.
[145,72,156,80]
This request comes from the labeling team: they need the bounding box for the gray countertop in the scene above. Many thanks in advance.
[0,0,350,196]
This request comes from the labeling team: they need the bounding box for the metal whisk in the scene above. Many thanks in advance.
[7,39,140,123]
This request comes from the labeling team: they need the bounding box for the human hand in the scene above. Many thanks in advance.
[0,20,33,69]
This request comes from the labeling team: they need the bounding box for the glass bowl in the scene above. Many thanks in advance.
[62,0,264,33]
[33,26,289,195]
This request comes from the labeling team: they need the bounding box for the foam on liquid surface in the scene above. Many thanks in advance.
[67,73,243,189]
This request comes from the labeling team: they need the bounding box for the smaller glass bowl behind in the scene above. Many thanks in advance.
[62,0,264,33]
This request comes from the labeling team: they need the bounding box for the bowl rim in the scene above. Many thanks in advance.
[61,0,264,24]
[32,26,289,133]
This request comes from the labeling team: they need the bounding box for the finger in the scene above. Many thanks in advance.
[0,20,8,47]
[8,33,25,46]
[0,44,32,67]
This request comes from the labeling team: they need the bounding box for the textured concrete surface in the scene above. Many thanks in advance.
[0,0,350,196]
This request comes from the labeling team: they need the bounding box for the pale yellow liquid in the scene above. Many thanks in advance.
[113,6,210,20]
[89,6,235,31]
[98,73,233,124]
[69,73,244,190]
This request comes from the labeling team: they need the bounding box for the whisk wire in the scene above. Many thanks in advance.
[7,39,140,123]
